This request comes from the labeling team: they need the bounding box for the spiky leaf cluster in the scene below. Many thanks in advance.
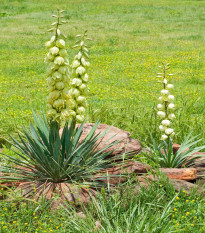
[0,114,126,194]
[45,9,73,126]
[156,63,175,140]
[69,30,92,123]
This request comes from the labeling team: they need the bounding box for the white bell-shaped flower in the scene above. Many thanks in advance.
[157,111,166,118]
[162,119,171,126]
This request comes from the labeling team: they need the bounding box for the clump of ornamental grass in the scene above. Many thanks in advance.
[0,114,126,201]
[145,63,205,168]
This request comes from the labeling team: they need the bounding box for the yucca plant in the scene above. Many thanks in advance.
[146,133,205,168]
[0,113,127,203]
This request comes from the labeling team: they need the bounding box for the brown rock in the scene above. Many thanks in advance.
[159,168,197,181]
[15,182,97,208]
[135,175,203,195]
[173,144,181,154]
[169,179,203,195]
[59,123,142,157]
[95,161,150,185]
[190,155,205,168]
[195,167,205,178]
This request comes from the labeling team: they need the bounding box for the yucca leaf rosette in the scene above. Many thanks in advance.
[45,9,73,126]
[69,31,91,123]
[156,63,175,140]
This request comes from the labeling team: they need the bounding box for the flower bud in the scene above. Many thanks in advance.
[71,78,82,87]
[63,90,72,100]
[56,39,65,48]
[47,109,57,117]
[168,113,176,120]
[61,109,70,118]
[82,74,89,83]
[77,106,86,114]
[53,99,65,109]
[45,41,52,48]
[69,110,76,117]
[70,88,80,98]
[76,66,86,75]
[165,128,174,135]
[161,89,169,95]
[54,56,64,65]
[81,57,87,66]
[72,60,80,68]
[64,58,69,65]
[49,90,61,100]
[157,111,166,118]
[50,46,59,55]
[47,53,55,61]
[76,114,85,122]
[53,71,62,80]
[75,52,82,60]
[159,125,166,131]
[76,96,86,103]
[66,99,76,109]
[47,77,55,86]
[161,134,168,140]
[162,120,171,126]
[167,84,174,89]
[50,36,56,43]
[170,132,175,138]
[59,49,67,57]
[157,104,164,110]
[48,85,55,92]
[58,66,67,74]
[56,82,65,90]
[168,95,174,102]
[163,79,167,84]
[79,84,87,91]
[168,103,175,110]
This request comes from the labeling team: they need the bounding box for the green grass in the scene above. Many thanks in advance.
[0,0,205,147]
[1,177,205,232]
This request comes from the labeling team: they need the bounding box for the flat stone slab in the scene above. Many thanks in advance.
[159,168,197,181]
[60,123,142,157]
[95,161,150,184]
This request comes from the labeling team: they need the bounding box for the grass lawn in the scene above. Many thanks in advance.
[0,0,205,232]
[0,0,205,145]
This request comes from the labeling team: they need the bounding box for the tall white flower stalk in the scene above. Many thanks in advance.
[69,30,91,123]
[45,9,74,126]
[157,63,175,141]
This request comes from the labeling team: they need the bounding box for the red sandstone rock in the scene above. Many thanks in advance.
[59,123,142,157]
[159,168,197,181]
[15,182,97,208]
[95,161,150,184]
[173,144,181,154]
[169,179,203,195]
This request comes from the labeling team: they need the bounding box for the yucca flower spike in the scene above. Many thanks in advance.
[156,63,175,140]
[45,9,75,126]
[69,30,92,122]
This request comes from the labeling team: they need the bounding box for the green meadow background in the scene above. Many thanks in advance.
[0,0,205,146]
